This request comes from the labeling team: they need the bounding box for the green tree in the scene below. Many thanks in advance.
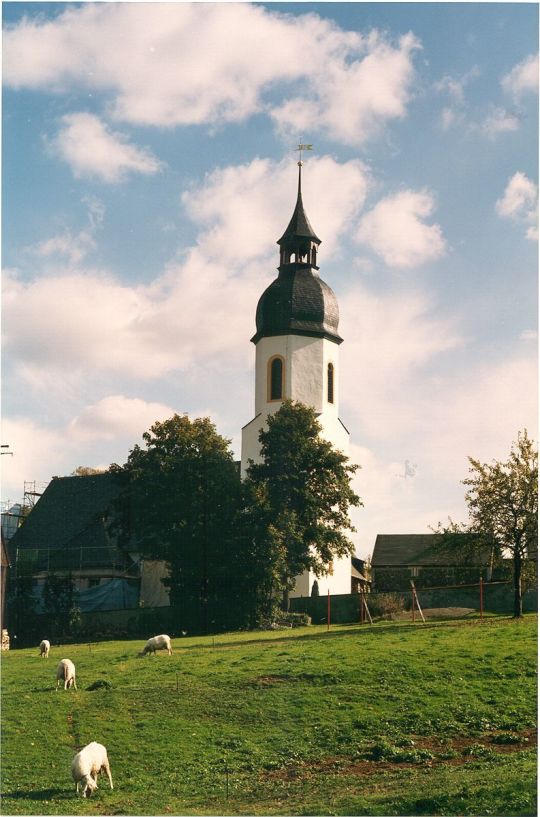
[6,576,38,640]
[435,430,537,618]
[110,414,242,630]
[243,401,361,617]
[71,466,105,476]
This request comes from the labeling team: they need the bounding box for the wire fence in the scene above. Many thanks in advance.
[291,580,537,624]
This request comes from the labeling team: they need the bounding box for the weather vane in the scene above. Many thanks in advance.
[296,142,313,166]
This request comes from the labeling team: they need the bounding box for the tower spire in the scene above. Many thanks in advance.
[277,144,320,268]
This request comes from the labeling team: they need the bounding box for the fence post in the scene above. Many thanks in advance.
[327,590,330,631]
[479,575,484,621]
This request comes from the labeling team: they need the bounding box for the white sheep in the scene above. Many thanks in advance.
[71,741,113,797]
[39,639,50,658]
[139,634,172,656]
[56,658,77,691]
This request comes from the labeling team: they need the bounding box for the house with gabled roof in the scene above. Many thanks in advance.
[8,473,168,614]
[371,533,493,592]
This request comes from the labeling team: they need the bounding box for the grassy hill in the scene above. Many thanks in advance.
[2,616,537,815]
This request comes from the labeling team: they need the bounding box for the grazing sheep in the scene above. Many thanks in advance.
[139,634,172,656]
[39,639,50,658]
[56,659,77,691]
[71,741,113,797]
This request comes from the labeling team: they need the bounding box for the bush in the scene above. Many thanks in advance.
[369,593,406,621]
[267,612,311,628]
[369,739,434,764]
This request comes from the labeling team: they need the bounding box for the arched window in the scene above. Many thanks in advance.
[327,362,334,404]
[268,356,284,401]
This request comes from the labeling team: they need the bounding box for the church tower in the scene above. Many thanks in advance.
[241,158,351,597]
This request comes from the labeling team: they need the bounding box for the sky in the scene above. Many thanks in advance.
[2,1,538,558]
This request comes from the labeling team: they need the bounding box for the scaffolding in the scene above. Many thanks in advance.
[15,545,137,578]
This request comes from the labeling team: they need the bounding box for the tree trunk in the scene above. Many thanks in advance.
[281,587,290,612]
[513,548,523,618]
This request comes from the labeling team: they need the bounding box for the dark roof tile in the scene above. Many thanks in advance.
[371,533,487,567]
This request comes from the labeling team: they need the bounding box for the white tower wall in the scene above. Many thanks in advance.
[241,333,352,598]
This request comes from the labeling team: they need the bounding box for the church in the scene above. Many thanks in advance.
[241,157,353,598]
[7,157,356,641]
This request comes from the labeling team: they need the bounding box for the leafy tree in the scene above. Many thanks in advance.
[71,466,105,476]
[110,414,242,630]
[6,575,38,638]
[243,401,361,617]
[435,431,537,618]
[311,579,320,597]
[42,573,75,616]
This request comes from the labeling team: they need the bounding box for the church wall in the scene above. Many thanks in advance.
[289,553,352,599]
[240,415,264,476]
[289,336,324,412]
[253,335,341,416]
[317,414,349,456]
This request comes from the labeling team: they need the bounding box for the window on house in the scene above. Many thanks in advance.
[327,362,334,404]
[269,356,284,401]
[410,567,420,578]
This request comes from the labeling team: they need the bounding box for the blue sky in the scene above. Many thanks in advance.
[2,2,538,557]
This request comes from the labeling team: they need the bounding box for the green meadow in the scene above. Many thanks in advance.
[1,616,537,816]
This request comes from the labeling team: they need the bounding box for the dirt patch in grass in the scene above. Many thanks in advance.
[412,729,536,755]
[253,674,291,685]
[264,729,537,780]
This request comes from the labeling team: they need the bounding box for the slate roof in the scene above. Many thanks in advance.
[9,473,126,558]
[351,564,368,582]
[371,533,487,567]
[253,164,341,345]
[277,174,321,246]
[252,267,342,344]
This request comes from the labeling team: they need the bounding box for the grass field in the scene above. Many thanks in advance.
[1,615,537,816]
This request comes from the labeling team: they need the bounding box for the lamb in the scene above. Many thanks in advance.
[71,741,113,797]
[39,639,50,658]
[139,634,172,656]
[56,658,77,690]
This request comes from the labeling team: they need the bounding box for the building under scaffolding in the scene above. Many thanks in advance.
[8,473,143,613]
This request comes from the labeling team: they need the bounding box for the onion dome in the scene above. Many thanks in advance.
[251,163,342,345]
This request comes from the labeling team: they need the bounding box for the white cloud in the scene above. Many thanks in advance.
[270,31,420,144]
[520,329,538,342]
[28,196,105,264]
[50,113,164,182]
[3,155,365,383]
[496,171,538,240]
[341,307,537,553]
[68,395,175,441]
[434,67,479,131]
[4,4,420,145]
[34,231,94,264]
[434,66,479,103]
[356,190,446,268]
[183,156,369,263]
[482,106,520,139]
[2,396,177,500]
[502,53,539,100]
[440,107,459,131]
[340,284,463,441]
[422,354,538,482]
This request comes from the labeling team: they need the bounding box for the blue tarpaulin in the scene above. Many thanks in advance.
[31,578,139,613]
